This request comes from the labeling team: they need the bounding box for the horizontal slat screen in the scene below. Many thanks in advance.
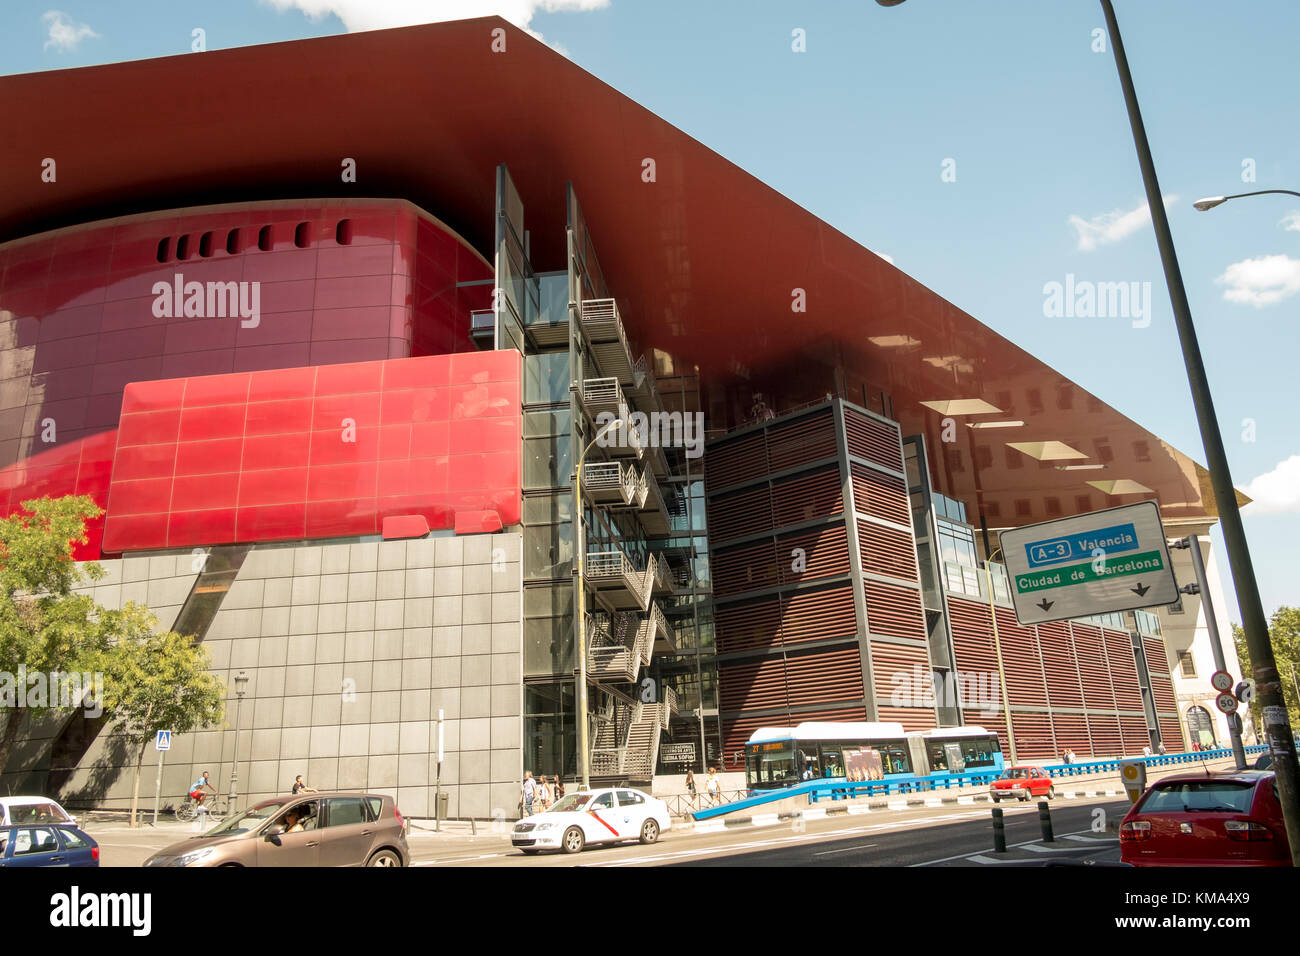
[707,484,773,544]
[766,410,837,472]
[714,594,781,654]
[1143,635,1178,713]
[703,431,765,490]
[850,463,911,527]
[1070,624,1115,709]
[1052,713,1092,759]
[869,639,933,707]
[771,467,843,529]
[1037,621,1084,709]
[994,607,1049,708]
[1120,714,1151,753]
[864,580,928,641]
[714,583,859,655]
[1010,712,1057,760]
[1087,713,1124,758]
[1158,715,1185,751]
[875,704,939,732]
[1105,631,1143,711]
[858,518,920,581]
[844,407,903,472]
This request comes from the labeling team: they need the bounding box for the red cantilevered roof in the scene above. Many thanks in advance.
[0,16,1229,524]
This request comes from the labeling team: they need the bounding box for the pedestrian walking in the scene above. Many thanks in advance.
[522,771,536,816]
[705,766,721,807]
[536,775,551,812]
[553,776,565,802]
[685,769,696,807]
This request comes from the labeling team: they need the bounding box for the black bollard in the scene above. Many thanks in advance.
[991,806,1007,853]
[1037,801,1054,842]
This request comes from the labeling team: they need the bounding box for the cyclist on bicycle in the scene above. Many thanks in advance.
[189,771,215,806]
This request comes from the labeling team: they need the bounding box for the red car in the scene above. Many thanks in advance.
[990,766,1055,802]
[1120,770,1292,867]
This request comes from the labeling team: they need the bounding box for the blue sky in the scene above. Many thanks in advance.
[4,1,1299,623]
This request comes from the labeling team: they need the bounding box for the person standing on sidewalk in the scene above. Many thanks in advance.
[522,771,536,817]
[705,767,721,807]
[685,769,697,808]
[536,775,551,812]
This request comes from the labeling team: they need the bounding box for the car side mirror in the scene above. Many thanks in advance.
[265,824,285,844]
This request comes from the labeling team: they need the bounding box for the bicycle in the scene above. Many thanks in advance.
[174,792,228,823]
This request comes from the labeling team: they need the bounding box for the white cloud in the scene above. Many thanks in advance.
[875,251,894,264]
[42,10,98,52]
[261,0,607,44]
[1243,455,1300,516]
[1215,254,1300,307]
[1281,210,1300,232]
[1068,195,1177,252]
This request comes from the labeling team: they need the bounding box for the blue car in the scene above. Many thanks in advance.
[0,824,99,868]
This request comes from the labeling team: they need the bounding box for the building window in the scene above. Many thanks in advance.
[336,219,353,244]
[176,234,192,260]
[1045,496,1062,517]
[156,237,170,263]
[226,228,241,254]
[294,221,312,248]
[258,225,273,251]
[1178,651,1196,678]
[198,231,214,257]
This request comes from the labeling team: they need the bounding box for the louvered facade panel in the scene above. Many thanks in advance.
[1010,712,1057,760]
[707,484,773,545]
[1105,630,1143,712]
[712,538,780,597]
[784,646,866,708]
[1037,621,1084,708]
[1158,715,1186,751]
[714,595,781,655]
[779,584,859,646]
[850,463,911,527]
[1120,714,1151,753]
[718,656,793,713]
[1052,713,1092,758]
[776,524,850,587]
[766,410,837,472]
[869,639,933,709]
[1087,713,1124,757]
[875,704,939,732]
[994,607,1050,708]
[770,466,843,529]
[843,407,904,472]
[1143,635,1178,714]
[703,431,765,489]
[948,597,998,674]
[864,580,927,641]
[859,518,920,581]
[1070,624,1115,710]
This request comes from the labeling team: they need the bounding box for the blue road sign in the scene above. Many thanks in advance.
[155,730,172,751]
[1024,522,1140,568]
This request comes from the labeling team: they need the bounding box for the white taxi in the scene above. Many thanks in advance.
[512,787,671,855]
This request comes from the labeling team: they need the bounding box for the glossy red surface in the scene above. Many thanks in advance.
[0,199,493,555]
[0,17,1220,525]
[99,351,520,553]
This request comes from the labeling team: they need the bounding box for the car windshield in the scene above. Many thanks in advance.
[1001,769,1030,779]
[203,801,286,836]
[548,794,593,813]
[1140,781,1256,814]
[6,803,71,824]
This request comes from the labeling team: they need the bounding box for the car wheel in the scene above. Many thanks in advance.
[1018,795,1028,802]
[640,819,660,844]
[562,826,585,854]
[367,849,402,867]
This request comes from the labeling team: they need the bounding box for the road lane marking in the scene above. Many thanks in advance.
[812,843,879,857]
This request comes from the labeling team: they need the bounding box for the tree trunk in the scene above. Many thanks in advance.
[0,709,27,780]
[129,740,146,828]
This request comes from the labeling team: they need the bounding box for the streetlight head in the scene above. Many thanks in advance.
[876,0,908,4]
[1193,196,1227,211]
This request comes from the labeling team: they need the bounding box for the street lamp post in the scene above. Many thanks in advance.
[1193,189,1300,212]
[877,0,1300,864]
[984,549,1017,765]
[574,417,627,791]
[228,671,248,812]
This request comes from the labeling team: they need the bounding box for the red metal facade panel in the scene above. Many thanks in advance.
[864,580,927,641]
[0,199,491,558]
[876,704,940,733]
[1051,713,1092,758]
[1009,712,1057,760]
[858,518,920,581]
[1087,713,1124,757]
[1069,623,1116,710]
[1037,621,1084,709]
[713,583,859,655]
[849,463,911,527]
[1105,630,1143,712]
[101,350,521,551]
[712,524,850,597]
[843,407,904,472]
[869,639,936,727]
[1158,715,1186,751]
[1143,635,1178,714]
[994,607,1050,708]
[765,410,837,472]
[705,465,842,546]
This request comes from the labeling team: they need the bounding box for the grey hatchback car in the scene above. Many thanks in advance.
[144,792,408,867]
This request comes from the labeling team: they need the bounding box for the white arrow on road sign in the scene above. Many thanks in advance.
[999,501,1180,626]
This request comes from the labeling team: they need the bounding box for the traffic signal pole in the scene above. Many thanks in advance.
[1101,0,1300,864]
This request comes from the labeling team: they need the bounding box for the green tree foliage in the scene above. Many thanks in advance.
[100,627,225,827]
[0,497,111,773]
[1,496,226,826]
[1233,607,1300,734]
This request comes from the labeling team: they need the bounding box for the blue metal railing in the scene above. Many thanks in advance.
[690,746,1268,821]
